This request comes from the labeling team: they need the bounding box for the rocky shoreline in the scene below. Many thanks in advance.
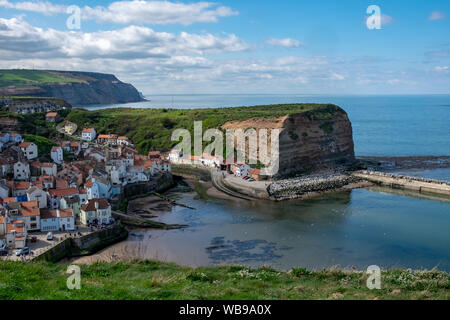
[267,171,367,201]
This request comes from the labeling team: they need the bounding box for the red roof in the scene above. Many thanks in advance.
[59,208,73,218]
[85,181,94,188]
[19,142,32,148]
[40,209,58,219]
[83,128,94,133]
[3,197,16,204]
[20,201,39,217]
[6,223,24,234]
[6,181,30,190]
[51,146,61,152]
[82,198,110,211]
[55,178,69,189]
[46,112,58,117]
[41,162,56,168]
[48,188,78,197]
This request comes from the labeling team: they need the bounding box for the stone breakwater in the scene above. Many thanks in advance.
[352,170,450,197]
[355,170,450,186]
[268,172,364,201]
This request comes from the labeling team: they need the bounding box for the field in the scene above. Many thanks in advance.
[66,103,344,155]
[0,69,82,88]
[0,260,448,300]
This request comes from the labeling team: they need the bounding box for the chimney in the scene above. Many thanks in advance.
[57,209,60,218]
[95,201,99,211]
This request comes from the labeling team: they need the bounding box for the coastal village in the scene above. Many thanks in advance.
[0,109,264,260]
[0,111,173,259]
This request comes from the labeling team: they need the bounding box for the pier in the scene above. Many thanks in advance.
[352,171,450,197]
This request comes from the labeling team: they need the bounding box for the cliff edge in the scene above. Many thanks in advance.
[222,105,356,177]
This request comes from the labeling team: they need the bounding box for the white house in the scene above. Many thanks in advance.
[117,136,133,146]
[80,198,112,225]
[50,146,64,164]
[5,221,27,249]
[233,164,250,177]
[19,142,38,160]
[168,150,183,163]
[19,201,40,231]
[40,209,59,232]
[26,186,48,209]
[47,188,78,209]
[85,180,100,199]
[14,161,30,180]
[82,128,96,142]
[40,163,57,177]
[58,208,75,231]
[110,164,127,185]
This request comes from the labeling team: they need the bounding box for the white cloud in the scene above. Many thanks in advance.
[266,38,303,48]
[0,0,64,14]
[381,14,394,26]
[0,0,238,25]
[364,13,394,27]
[428,11,446,21]
[0,17,248,60]
[434,66,449,73]
[0,17,444,94]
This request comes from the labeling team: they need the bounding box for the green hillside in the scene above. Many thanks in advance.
[66,104,345,154]
[0,69,82,88]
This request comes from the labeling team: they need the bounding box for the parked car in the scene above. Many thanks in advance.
[30,236,37,243]
[46,232,54,241]
[248,178,256,182]
[0,248,8,256]
[15,247,30,256]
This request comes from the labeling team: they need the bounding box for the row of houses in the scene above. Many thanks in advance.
[0,197,112,248]
[1,124,174,250]
[169,150,264,180]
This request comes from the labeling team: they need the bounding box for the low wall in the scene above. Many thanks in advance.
[353,171,450,197]
[123,173,175,198]
[32,224,128,263]
[172,165,212,182]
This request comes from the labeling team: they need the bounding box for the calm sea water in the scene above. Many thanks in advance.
[120,187,450,271]
[84,94,450,157]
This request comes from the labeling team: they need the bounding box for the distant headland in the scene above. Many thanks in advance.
[0,69,145,106]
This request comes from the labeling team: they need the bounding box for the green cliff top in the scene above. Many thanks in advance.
[65,103,346,154]
[0,69,83,88]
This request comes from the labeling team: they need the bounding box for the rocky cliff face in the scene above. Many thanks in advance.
[1,71,144,106]
[222,105,355,177]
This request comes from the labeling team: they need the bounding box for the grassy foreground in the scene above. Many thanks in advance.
[0,260,448,300]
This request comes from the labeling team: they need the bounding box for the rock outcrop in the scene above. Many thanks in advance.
[222,105,356,177]
[0,71,145,106]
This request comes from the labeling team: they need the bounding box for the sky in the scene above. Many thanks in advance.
[0,0,449,95]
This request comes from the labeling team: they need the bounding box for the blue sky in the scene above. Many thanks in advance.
[0,0,449,94]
